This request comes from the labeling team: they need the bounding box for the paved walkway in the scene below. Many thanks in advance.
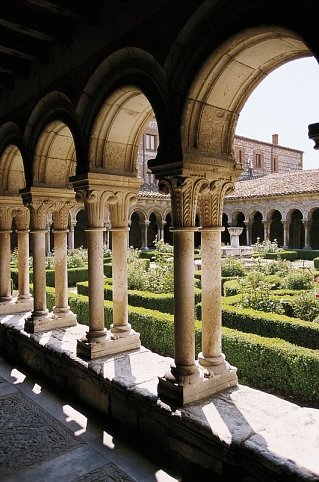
[0,356,180,482]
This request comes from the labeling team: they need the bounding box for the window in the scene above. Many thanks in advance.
[236,148,244,166]
[271,156,278,173]
[254,152,263,168]
[145,134,156,151]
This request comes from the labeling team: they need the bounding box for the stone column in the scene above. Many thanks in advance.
[67,222,75,249]
[0,208,12,303]
[71,173,142,359]
[23,198,53,333]
[157,177,204,405]
[303,220,311,249]
[140,220,150,249]
[158,221,166,241]
[244,221,251,245]
[283,220,289,248]
[75,187,115,359]
[52,199,77,328]
[15,207,33,310]
[45,214,52,256]
[108,188,141,352]
[263,220,270,240]
[197,180,238,388]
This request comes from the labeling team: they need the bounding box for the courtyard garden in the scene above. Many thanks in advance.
[12,238,319,407]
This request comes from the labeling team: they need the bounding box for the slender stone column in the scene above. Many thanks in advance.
[263,220,270,240]
[45,215,52,256]
[15,207,32,307]
[70,173,142,359]
[199,227,225,370]
[0,205,14,303]
[0,230,12,302]
[140,221,150,249]
[67,223,75,249]
[157,176,205,404]
[158,221,166,241]
[303,220,311,249]
[283,220,289,248]
[244,221,251,245]
[23,199,52,332]
[108,189,141,351]
[52,199,77,327]
[197,180,238,382]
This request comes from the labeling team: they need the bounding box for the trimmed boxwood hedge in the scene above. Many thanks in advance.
[46,287,319,406]
[294,249,319,260]
[265,250,297,261]
[76,281,201,314]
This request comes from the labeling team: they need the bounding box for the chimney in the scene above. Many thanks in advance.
[272,133,278,145]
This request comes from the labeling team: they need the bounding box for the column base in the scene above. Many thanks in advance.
[158,363,238,406]
[77,331,141,360]
[52,307,77,326]
[0,296,33,314]
[24,310,77,333]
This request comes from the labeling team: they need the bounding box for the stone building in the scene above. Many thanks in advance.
[1,1,319,479]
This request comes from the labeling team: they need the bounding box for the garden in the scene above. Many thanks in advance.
[11,238,319,407]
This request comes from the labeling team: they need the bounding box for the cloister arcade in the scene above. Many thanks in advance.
[0,0,319,407]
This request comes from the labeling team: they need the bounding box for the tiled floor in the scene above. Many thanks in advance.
[0,356,180,482]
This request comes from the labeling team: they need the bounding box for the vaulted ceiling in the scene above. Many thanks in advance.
[0,0,101,96]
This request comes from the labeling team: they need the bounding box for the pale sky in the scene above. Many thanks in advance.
[236,56,319,170]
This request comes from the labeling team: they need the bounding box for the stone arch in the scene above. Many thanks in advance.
[310,208,319,249]
[221,213,230,245]
[76,48,169,174]
[268,209,283,246]
[129,209,147,248]
[0,123,26,195]
[289,209,304,248]
[165,2,313,173]
[24,92,81,187]
[251,211,264,244]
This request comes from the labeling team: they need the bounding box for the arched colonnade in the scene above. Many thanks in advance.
[0,3,317,404]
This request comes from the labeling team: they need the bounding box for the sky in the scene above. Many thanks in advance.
[236,56,319,170]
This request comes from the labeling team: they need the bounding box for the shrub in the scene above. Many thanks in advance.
[282,269,314,290]
[67,247,88,268]
[223,279,241,296]
[265,250,297,261]
[290,291,319,322]
[294,249,319,261]
[314,257,319,269]
[221,257,246,277]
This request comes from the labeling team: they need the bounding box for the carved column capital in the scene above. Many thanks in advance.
[158,176,208,227]
[109,190,138,229]
[75,189,117,229]
[15,206,30,231]
[198,178,234,228]
[52,200,77,230]
[0,206,15,230]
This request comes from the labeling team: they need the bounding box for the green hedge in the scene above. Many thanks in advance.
[11,266,90,289]
[265,250,297,261]
[221,304,319,350]
[46,287,319,406]
[77,281,201,314]
[294,249,319,260]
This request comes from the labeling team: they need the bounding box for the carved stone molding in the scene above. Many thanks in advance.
[27,200,54,231]
[75,189,117,229]
[198,179,234,227]
[52,200,77,230]
[158,176,208,227]
[15,207,30,231]
[109,191,138,228]
[0,206,15,231]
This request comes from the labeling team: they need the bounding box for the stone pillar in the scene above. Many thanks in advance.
[45,214,52,256]
[67,222,75,249]
[108,188,141,352]
[158,221,166,241]
[140,220,150,249]
[15,207,33,309]
[0,225,12,302]
[74,186,115,359]
[198,180,238,383]
[52,199,77,328]
[263,220,270,240]
[303,220,311,249]
[283,220,289,248]
[244,221,251,245]
[157,177,204,405]
[22,198,53,333]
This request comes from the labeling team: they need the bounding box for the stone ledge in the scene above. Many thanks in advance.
[1,311,319,481]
